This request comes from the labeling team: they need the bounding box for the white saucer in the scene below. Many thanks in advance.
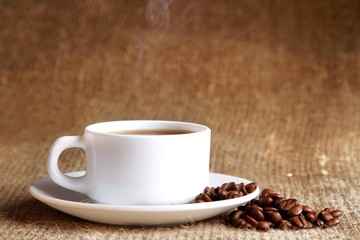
[29,172,260,226]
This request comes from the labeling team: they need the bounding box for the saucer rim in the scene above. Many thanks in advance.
[29,171,259,210]
[29,172,260,225]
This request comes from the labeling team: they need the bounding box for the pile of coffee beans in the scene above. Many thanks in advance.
[191,182,258,203]
[226,188,343,231]
[191,183,343,231]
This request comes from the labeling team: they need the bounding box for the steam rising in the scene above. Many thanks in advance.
[146,0,173,33]
[134,0,174,80]
[134,0,195,80]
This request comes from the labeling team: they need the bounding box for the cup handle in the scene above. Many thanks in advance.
[47,136,87,194]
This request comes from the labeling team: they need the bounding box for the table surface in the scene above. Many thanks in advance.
[1,1,359,239]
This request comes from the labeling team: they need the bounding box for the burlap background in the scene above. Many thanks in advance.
[1,0,359,239]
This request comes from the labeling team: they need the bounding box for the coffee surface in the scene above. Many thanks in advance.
[110,129,193,135]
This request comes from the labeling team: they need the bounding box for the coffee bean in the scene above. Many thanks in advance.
[279,220,293,230]
[246,204,263,213]
[223,186,342,231]
[196,193,212,202]
[302,205,313,214]
[287,204,303,217]
[313,219,324,227]
[278,199,299,211]
[226,190,242,199]
[244,215,258,226]
[306,221,314,229]
[273,196,286,206]
[255,221,271,231]
[238,183,247,195]
[245,182,257,193]
[319,210,334,221]
[204,187,216,200]
[304,212,317,223]
[232,218,248,228]
[265,211,282,224]
[226,182,239,191]
[266,192,283,199]
[219,183,230,200]
[325,217,340,227]
[250,208,265,221]
[263,207,278,213]
[291,215,308,229]
[260,188,277,198]
[330,210,343,217]
[212,187,220,200]
[228,210,244,222]
[259,196,273,207]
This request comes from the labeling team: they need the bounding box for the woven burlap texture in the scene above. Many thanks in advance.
[0,1,359,239]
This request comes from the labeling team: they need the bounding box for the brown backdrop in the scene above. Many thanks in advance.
[1,0,359,239]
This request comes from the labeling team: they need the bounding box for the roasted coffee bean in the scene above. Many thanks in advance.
[204,187,216,200]
[227,210,245,227]
[265,211,282,224]
[319,210,334,221]
[278,199,299,211]
[249,208,265,221]
[287,204,303,217]
[244,215,258,226]
[220,182,245,200]
[219,183,230,199]
[304,212,317,223]
[302,205,313,214]
[192,181,259,204]
[266,192,283,199]
[273,197,286,206]
[225,186,342,231]
[245,182,257,193]
[218,189,227,200]
[291,215,308,229]
[227,182,239,191]
[259,196,273,207]
[313,219,324,227]
[279,219,293,230]
[325,217,340,227]
[255,221,271,231]
[196,193,212,202]
[260,188,277,198]
[227,210,244,222]
[264,207,278,212]
[193,195,212,203]
[306,221,314,229]
[237,183,247,195]
[227,209,258,228]
[330,210,343,217]
[232,218,248,228]
[212,187,221,201]
[226,190,242,199]
[246,204,263,213]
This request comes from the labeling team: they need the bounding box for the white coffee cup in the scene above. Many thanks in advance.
[47,120,211,205]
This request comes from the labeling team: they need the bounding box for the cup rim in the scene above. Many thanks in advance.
[85,120,210,137]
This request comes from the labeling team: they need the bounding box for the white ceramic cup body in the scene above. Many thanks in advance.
[47,120,211,205]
